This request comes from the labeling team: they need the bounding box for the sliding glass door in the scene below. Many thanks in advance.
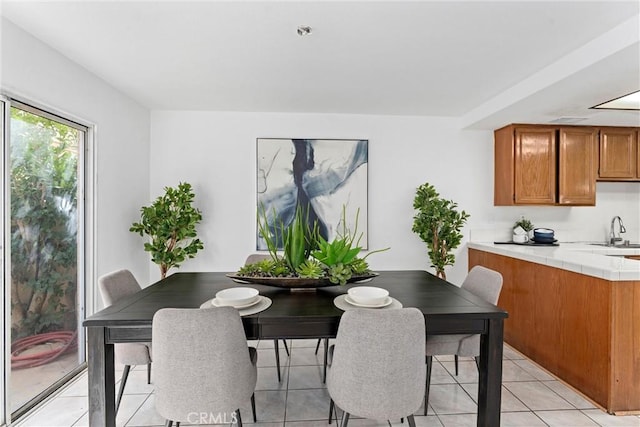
[1,98,7,426]
[3,99,87,420]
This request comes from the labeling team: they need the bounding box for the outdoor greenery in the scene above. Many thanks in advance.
[10,107,79,339]
[412,182,470,280]
[130,182,204,279]
[238,204,388,285]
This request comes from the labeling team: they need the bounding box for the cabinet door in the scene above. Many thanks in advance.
[514,128,556,204]
[599,128,637,179]
[558,128,597,205]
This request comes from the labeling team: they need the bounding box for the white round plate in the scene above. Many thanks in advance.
[344,295,393,308]
[211,296,261,309]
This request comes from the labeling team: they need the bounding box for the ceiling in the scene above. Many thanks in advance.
[1,1,639,129]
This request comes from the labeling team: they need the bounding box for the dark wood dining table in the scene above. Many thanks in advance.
[83,270,508,427]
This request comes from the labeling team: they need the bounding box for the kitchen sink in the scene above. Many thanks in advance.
[590,243,640,248]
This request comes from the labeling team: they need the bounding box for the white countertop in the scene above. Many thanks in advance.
[468,242,640,281]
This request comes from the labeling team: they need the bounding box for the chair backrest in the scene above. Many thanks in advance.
[245,254,271,265]
[327,308,426,420]
[98,269,142,306]
[152,307,257,422]
[98,269,150,365]
[461,265,503,305]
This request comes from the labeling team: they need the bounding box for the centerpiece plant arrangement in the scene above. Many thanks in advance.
[130,182,204,279]
[236,204,388,285]
[412,182,470,280]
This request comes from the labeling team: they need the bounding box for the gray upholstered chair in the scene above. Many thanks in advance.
[424,265,503,415]
[244,254,290,381]
[98,269,152,414]
[153,307,257,427]
[327,308,426,427]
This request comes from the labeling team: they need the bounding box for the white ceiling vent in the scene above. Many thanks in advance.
[548,117,589,124]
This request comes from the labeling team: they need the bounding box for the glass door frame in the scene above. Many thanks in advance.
[1,96,9,427]
[1,94,95,423]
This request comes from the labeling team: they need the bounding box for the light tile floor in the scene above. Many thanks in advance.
[11,351,78,412]
[13,340,640,427]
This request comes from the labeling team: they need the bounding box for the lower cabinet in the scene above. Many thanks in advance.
[469,248,640,414]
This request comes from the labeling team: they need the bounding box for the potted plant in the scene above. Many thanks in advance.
[513,216,534,240]
[130,182,204,279]
[412,182,470,280]
[235,204,388,286]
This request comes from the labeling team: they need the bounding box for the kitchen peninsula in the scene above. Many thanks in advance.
[468,242,640,414]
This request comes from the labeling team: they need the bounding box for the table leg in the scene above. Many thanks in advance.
[87,326,116,427]
[477,318,504,427]
[323,337,329,383]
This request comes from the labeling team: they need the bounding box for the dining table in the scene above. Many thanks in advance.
[83,270,508,427]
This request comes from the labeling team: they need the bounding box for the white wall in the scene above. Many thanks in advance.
[1,18,151,308]
[150,111,640,285]
[7,11,633,291]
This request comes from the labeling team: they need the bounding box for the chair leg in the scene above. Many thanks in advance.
[329,398,334,424]
[424,356,432,416]
[314,338,322,354]
[340,411,350,427]
[147,362,152,384]
[454,354,459,376]
[164,420,172,427]
[175,423,180,427]
[235,408,242,427]
[283,339,290,356]
[251,393,256,422]
[323,338,329,383]
[116,365,131,414]
[407,414,417,427]
[274,340,282,382]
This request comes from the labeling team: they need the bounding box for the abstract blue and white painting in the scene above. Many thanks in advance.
[256,138,368,250]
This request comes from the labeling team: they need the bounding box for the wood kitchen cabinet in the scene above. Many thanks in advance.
[598,127,639,181]
[469,248,640,414]
[494,124,597,206]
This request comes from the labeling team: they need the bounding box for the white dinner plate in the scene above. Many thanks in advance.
[344,295,393,308]
[211,296,261,309]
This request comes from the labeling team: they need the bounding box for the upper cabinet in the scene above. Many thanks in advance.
[494,124,597,206]
[598,128,639,181]
[558,127,598,205]
[513,127,556,205]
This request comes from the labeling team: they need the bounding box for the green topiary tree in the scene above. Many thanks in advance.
[412,183,470,280]
[130,182,204,279]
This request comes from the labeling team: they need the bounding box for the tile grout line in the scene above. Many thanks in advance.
[123,392,154,427]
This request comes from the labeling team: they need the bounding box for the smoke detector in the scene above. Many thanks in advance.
[297,26,312,36]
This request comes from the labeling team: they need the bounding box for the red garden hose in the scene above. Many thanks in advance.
[11,331,78,369]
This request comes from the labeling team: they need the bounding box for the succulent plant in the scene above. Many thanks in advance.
[328,263,352,285]
[296,259,324,279]
[348,257,370,275]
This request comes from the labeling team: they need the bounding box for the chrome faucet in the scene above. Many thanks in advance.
[609,216,626,245]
